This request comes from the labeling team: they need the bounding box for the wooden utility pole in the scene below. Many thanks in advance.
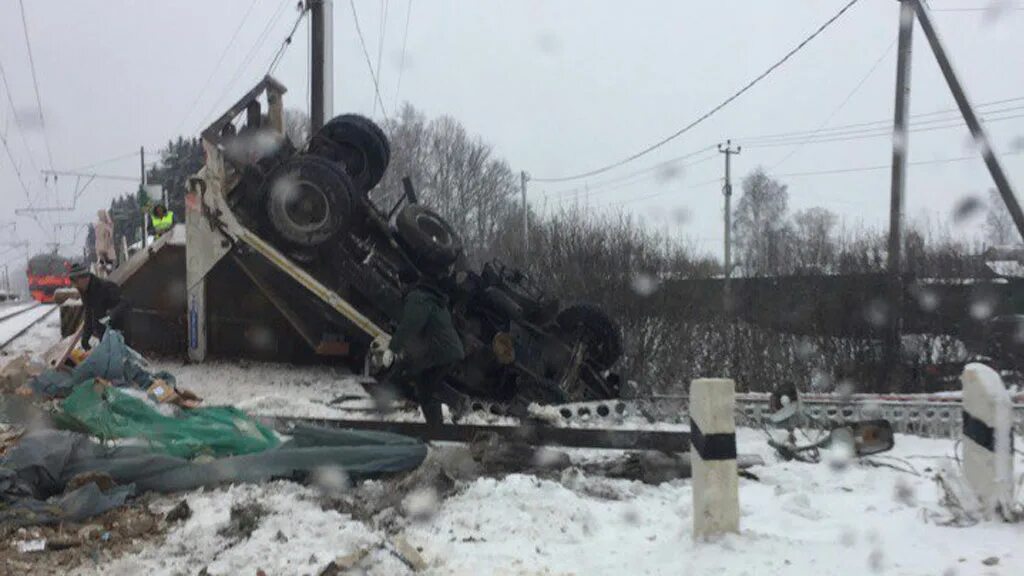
[718,140,740,303]
[310,0,334,132]
[883,0,915,391]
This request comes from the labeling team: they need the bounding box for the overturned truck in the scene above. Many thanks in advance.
[180,77,622,410]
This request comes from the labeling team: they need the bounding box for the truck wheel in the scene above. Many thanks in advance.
[556,304,623,371]
[263,156,353,247]
[308,114,389,193]
[395,204,462,274]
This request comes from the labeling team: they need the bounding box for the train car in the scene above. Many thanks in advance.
[27,253,71,303]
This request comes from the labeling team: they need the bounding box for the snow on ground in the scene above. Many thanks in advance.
[0,304,56,347]
[5,327,1024,574]
[79,481,408,576]
[0,301,38,320]
[148,358,369,419]
[396,430,1024,576]
[82,426,1024,576]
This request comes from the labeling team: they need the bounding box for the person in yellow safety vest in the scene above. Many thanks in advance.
[151,203,174,236]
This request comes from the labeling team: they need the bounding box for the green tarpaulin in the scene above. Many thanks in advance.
[59,380,280,459]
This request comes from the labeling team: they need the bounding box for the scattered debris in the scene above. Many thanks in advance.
[218,501,268,541]
[318,546,372,575]
[983,556,1000,566]
[164,499,191,523]
[65,471,117,493]
[389,536,428,572]
[16,539,46,553]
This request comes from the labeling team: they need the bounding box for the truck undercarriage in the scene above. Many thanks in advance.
[188,77,624,412]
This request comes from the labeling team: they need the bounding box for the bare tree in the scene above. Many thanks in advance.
[284,108,311,147]
[733,168,791,276]
[377,104,520,265]
[985,188,1017,246]
[792,207,838,273]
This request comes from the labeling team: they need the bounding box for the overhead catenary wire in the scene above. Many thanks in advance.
[530,0,863,183]
[349,0,391,120]
[0,59,42,187]
[393,0,413,111]
[16,0,55,174]
[201,0,294,128]
[174,0,263,136]
[267,3,311,75]
[374,0,389,115]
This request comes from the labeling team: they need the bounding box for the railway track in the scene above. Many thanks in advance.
[0,303,57,350]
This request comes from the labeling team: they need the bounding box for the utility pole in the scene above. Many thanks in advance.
[718,140,741,303]
[884,0,915,391]
[520,171,530,257]
[140,146,146,187]
[310,0,334,132]
[911,0,1024,243]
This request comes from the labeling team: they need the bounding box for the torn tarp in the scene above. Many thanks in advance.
[1,426,427,528]
[58,380,279,459]
[28,330,174,398]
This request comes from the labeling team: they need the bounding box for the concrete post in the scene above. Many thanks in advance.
[961,363,1015,517]
[691,378,739,540]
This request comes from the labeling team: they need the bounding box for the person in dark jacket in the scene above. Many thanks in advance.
[69,263,131,350]
[378,275,467,429]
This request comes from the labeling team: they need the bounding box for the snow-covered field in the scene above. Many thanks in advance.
[4,322,1023,575]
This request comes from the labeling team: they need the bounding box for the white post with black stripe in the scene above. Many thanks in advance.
[690,378,739,540]
[961,363,1015,517]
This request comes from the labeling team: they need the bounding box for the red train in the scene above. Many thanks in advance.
[27,253,72,303]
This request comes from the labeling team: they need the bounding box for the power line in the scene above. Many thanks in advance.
[770,35,897,170]
[374,0,389,115]
[175,0,263,135]
[543,145,718,199]
[267,4,311,75]
[349,0,390,120]
[609,177,723,208]
[930,7,1024,12]
[393,0,413,111]
[774,150,1023,179]
[737,96,1024,143]
[530,0,863,183]
[602,150,1024,210]
[201,0,294,128]
[742,109,1024,149]
[17,0,55,173]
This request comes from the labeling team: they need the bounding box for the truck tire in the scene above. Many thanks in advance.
[307,114,389,193]
[263,155,354,247]
[556,304,623,371]
[395,204,462,273]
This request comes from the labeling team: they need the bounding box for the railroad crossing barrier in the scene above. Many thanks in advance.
[961,363,1016,517]
[690,378,739,540]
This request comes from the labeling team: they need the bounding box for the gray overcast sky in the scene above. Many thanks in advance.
[2,0,1023,272]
